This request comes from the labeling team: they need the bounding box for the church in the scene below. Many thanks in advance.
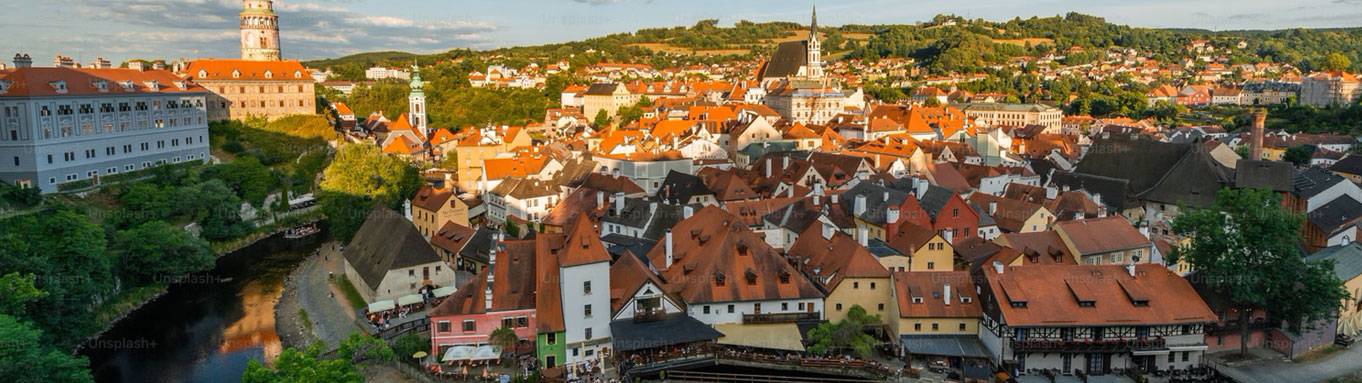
[760,6,865,125]
[180,0,315,121]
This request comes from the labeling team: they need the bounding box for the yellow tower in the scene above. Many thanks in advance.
[240,0,281,61]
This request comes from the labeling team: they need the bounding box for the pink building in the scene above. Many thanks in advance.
[429,239,538,355]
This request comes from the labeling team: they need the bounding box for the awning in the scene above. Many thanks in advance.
[367,300,396,313]
[1168,345,1209,352]
[471,345,501,361]
[442,345,476,362]
[397,294,424,306]
[900,335,991,359]
[433,286,457,298]
[610,314,724,352]
[714,323,805,351]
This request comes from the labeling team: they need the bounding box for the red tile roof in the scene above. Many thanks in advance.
[786,225,890,291]
[0,67,206,97]
[893,271,982,319]
[183,59,309,82]
[982,264,1216,326]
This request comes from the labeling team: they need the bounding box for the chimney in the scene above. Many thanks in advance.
[649,201,657,216]
[782,156,790,169]
[12,53,32,69]
[854,194,867,215]
[821,223,834,240]
[915,178,929,198]
[613,192,625,215]
[1250,109,1266,160]
[596,191,604,208]
[858,227,869,247]
[151,61,165,70]
[485,233,500,311]
[665,230,674,268]
[831,193,839,204]
[943,283,952,306]
[683,205,694,219]
[883,191,890,202]
[1045,186,1058,200]
[765,158,772,178]
[992,260,1005,274]
[988,201,998,215]
[942,229,954,244]
[128,61,144,71]
[887,206,900,223]
[1126,263,1137,277]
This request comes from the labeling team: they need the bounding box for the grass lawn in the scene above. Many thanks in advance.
[333,275,368,310]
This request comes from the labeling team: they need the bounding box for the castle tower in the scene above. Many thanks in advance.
[240,0,282,61]
[409,63,428,136]
[806,5,824,79]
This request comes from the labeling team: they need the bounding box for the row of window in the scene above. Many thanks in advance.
[699,301,811,314]
[214,85,307,94]
[34,99,203,117]
[37,135,204,167]
[46,153,203,185]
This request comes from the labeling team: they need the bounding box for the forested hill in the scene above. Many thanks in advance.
[307,13,1362,79]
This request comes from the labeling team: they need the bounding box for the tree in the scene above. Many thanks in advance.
[0,208,114,344]
[489,327,520,364]
[337,332,396,364]
[1323,52,1352,72]
[203,156,277,208]
[0,272,46,317]
[392,334,430,360]
[593,109,612,128]
[806,305,881,358]
[1282,145,1317,167]
[0,314,93,383]
[1171,188,1347,356]
[112,221,215,285]
[192,179,252,241]
[319,144,420,241]
[243,343,363,383]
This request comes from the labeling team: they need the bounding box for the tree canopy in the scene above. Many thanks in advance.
[806,305,881,358]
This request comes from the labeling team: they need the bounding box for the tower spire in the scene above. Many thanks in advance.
[811,4,818,37]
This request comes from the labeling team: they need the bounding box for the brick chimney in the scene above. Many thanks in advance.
[1249,109,1266,160]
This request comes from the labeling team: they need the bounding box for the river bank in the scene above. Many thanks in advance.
[275,240,361,351]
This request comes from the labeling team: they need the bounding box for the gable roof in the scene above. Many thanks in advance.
[1234,160,1294,192]
[786,225,891,292]
[1305,243,1362,282]
[342,208,445,289]
[894,271,982,319]
[428,239,538,316]
[1054,216,1150,256]
[0,67,207,97]
[183,59,309,82]
[982,264,1217,327]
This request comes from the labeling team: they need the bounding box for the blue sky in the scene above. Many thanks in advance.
[1,0,1359,64]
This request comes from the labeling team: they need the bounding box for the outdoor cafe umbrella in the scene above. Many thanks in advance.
[432,286,457,298]
[442,345,476,362]
[397,294,424,307]
[472,345,501,361]
[412,351,429,360]
[366,300,396,314]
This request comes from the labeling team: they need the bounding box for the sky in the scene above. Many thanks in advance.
[1,0,1360,65]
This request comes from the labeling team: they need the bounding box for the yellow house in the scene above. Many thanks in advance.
[410,185,471,239]
[452,126,532,191]
[969,193,1055,233]
[883,223,955,272]
[788,226,894,323]
[889,271,982,336]
[582,83,640,121]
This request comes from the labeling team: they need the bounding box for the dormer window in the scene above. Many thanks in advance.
[49,81,68,94]
[120,81,136,91]
[912,297,924,304]
[143,81,159,92]
[198,70,207,79]
[231,70,241,79]
[264,70,273,79]
[294,71,302,78]
[0,80,9,94]
[92,80,109,92]
[173,81,188,90]
[714,272,725,286]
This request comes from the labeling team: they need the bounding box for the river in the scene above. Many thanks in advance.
[83,229,329,383]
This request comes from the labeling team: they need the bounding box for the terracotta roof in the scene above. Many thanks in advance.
[893,271,982,319]
[968,193,1047,233]
[430,221,477,255]
[429,239,538,316]
[982,264,1217,326]
[610,251,673,314]
[382,135,422,155]
[1054,216,1150,256]
[535,232,566,332]
[559,217,613,267]
[183,59,309,82]
[0,67,206,97]
[646,207,824,304]
[996,231,1076,265]
[787,225,890,292]
[411,185,456,213]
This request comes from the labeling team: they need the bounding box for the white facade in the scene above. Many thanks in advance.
[560,261,612,366]
[0,92,211,192]
[685,298,823,325]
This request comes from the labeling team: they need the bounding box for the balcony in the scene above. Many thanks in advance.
[633,307,668,323]
[741,312,819,325]
[1010,337,1166,353]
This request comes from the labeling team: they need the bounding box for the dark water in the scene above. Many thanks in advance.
[83,229,328,383]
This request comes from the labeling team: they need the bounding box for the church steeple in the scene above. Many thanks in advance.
[805,4,823,79]
[409,62,428,137]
